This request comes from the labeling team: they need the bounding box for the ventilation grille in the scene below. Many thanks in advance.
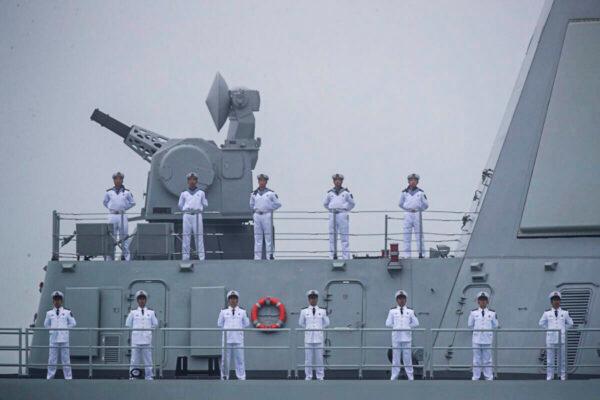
[560,288,592,369]
[102,335,121,364]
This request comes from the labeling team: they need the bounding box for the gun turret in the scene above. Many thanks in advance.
[90,73,261,259]
[90,109,131,139]
[91,73,259,215]
[91,108,169,163]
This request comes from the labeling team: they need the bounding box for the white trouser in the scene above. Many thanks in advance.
[182,213,204,261]
[305,342,325,380]
[221,342,245,380]
[47,342,72,379]
[328,211,350,259]
[253,212,273,260]
[546,343,567,379]
[130,344,154,379]
[472,343,493,380]
[402,211,424,258]
[391,341,414,380]
[106,213,129,261]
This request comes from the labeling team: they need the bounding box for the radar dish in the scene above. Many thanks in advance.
[206,72,231,131]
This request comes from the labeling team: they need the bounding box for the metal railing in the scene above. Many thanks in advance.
[159,327,294,379]
[295,328,427,379]
[429,328,600,379]
[1,327,597,379]
[51,208,475,261]
[22,327,160,378]
[430,328,561,379]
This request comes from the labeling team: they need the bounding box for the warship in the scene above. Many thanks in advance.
[1,0,600,399]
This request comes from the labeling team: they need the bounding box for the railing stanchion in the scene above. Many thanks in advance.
[287,329,292,379]
[88,328,93,378]
[25,328,30,376]
[430,329,435,379]
[333,211,338,259]
[358,329,364,379]
[159,328,164,379]
[423,329,433,379]
[493,329,498,379]
[294,329,299,379]
[18,329,22,377]
[558,332,563,380]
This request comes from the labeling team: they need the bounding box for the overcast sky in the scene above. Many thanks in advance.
[0,0,544,330]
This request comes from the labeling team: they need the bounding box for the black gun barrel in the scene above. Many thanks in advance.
[90,109,131,139]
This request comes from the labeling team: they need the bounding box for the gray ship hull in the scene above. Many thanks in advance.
[3,379,600,400]
[26,258,600,379]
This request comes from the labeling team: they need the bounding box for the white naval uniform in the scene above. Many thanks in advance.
[298,306,330,380]
[323,187,355,260]
[217,306,250,380]
[398,187,428,258]
[44,307,76,379]
[178,187,208,261]
[103,186,136,260]
[125,307,159,379]
[385,306,419,380]
[249,188,282,259]
[539,308,573,380]
[467,307,498,380]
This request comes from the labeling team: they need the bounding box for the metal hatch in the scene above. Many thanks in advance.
[324,280,365,372]
[128,281,168,366]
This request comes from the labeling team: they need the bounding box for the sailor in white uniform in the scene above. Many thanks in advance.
[103,171,136,260]
[178,172,208,261]
[218,290,250,380]
[298,290,330,380]
[323,174,355,260]
[44,291,76,380]
[467,291,498,380]
[539,291,573,380]
[249,174,282,260]
[385,290,419,380]
[398,173,429,258]
[125,290,159,380]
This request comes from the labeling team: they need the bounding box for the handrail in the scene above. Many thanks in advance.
[52,208,470,261]
[0,327,596,380]
[429,327,600,379]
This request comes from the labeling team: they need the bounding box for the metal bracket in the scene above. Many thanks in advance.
[387,260,403,271]
[544,261,558,271]
[61,263,76,272]
[471,273,488,282]
[179,263,194,271]
[470,262,484,272]
[331,261,346,271]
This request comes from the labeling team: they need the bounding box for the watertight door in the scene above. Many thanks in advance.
[128,282,167,325]
[325,281,364,372]
[128,281,167,365]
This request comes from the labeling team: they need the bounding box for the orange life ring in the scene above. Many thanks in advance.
[251,296,286,329]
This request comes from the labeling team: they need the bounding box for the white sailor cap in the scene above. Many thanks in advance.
[549,291,562,300]
[332,173,344,180]
[112,171,124,179]
[51,291,64,299]
[407,173,420,181]
[476,291,489,300]
[227,290,240,299]
[186,172,198,179]
[257,174,269,181]
[306,290,319,297]
[395,290,408,298]
[135,290,148,299]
